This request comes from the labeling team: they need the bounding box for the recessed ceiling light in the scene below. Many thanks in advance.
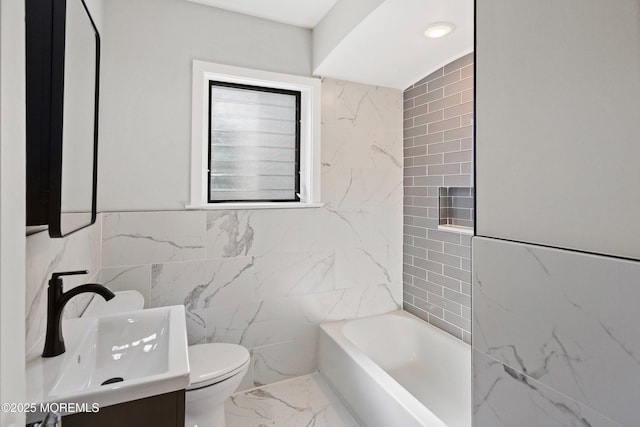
[424,23,455,39]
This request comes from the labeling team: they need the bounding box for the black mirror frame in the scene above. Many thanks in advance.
[48,0,100,238]
[25,0,100,238]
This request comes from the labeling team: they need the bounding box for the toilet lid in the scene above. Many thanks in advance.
[188,343,250,389]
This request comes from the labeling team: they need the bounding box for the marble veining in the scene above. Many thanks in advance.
[225,373,360,427]
[102,211,206,266]
[207,210,254,258]
[25,216,102,361]
[253,250,335,298]
[185,308,207,345]
[473,350,621,427]
[97,78,403,389]
[150,257,256,310]
[100,264,151,304]
[322,79,402,129]
[251,336,317,386]
[371,143,402,168]
[335,246,393,290]
[321,167,402,211]
[473,237,640,426]
[24,80,401,390]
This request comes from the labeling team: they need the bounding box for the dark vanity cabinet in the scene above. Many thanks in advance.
[62,390,185,427]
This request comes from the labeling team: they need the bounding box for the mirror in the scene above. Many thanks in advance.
[57,0,100,236]
[25,0,100,237]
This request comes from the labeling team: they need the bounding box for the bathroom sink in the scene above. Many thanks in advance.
[26,305,189,416]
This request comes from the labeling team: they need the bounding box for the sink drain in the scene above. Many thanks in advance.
[101,377,124,386]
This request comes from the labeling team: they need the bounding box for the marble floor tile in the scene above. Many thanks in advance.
[225,373,360,427]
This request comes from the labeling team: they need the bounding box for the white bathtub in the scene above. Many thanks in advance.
[318,310,471,427]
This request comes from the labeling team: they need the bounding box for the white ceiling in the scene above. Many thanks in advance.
[187,0,338,29]
[189,0,473,89]
[314,0,474,89]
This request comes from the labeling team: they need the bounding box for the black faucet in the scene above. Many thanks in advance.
[42,270,115,358]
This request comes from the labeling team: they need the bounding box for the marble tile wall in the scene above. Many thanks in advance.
[99,78,403,389]
[402,53,474,343]
[25,216,103,361]
[472,237,640,426]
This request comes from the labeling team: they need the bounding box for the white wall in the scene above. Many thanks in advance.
[0,0,26,424]
[474,0,640,425]
[24,0,105,364]
[98,0,313,211]
[476,0,640,260]
[61,0,103,215]
[312,0,384,71]
[51,0,403,391]
[99,78,403,389]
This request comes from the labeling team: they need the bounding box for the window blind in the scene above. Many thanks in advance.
[208,81,301,202]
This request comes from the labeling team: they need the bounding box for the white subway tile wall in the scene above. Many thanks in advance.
[99,78,403,390]
[403,53,474,343]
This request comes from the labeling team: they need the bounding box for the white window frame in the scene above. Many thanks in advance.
[188,60,322,209]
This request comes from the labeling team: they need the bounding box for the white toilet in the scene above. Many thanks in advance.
[185,343,250,427]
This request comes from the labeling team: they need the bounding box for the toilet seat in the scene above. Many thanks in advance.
[187,343,250,391]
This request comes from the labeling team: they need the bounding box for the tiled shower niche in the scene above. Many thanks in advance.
[438,187,474,229]
[403,52,474,342]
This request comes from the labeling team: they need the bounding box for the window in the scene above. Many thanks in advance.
[190,61,321,209]
[208,81,300,202]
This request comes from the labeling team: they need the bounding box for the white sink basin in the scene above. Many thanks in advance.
[26,305,189,419]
